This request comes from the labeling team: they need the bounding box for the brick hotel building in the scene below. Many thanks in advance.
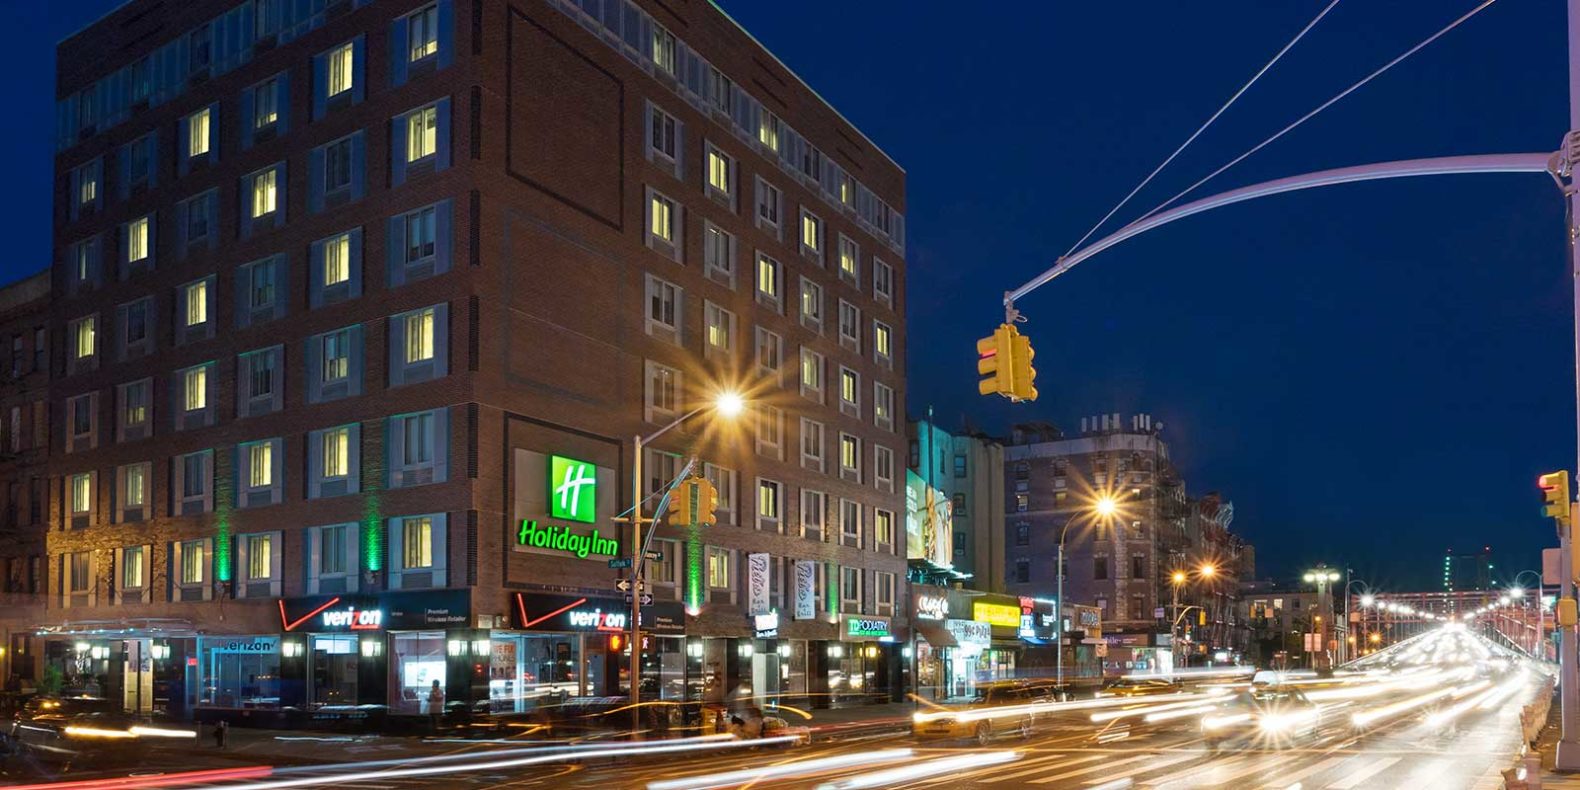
[37,0,906,724]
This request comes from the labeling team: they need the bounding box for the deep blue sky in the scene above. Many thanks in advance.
[12,2,1571,589]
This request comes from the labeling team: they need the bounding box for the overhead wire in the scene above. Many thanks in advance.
[1061,0,1343,258]
[1133,0,1500,225]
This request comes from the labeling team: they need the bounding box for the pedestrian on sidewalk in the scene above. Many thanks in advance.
[427,680,445,735]
[212,719,229,749]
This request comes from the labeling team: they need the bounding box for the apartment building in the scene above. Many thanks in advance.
[47,0,906,723]
[0,272,51,682]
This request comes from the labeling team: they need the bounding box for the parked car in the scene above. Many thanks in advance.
[1095,677,1184,698]
[1200,687,1322,750]
[912,681,1056,745]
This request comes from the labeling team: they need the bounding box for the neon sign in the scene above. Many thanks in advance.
[973,601,1021,628]
[516,520,619,558]
[915,593,948,621]
[322,606,384,630]
[549,455,598,523]
[845,617,891,638]
[566,608,627,632]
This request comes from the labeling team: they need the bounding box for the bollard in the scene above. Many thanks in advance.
[1528,753,1544,790]
[1504,765,1528,790]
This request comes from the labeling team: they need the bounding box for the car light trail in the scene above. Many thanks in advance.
[813,750,1021,789]
[646,749,915,790]
[218,734,802,790]
[13,765,275,789]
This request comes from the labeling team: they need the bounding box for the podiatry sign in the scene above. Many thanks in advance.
[516,520,620,559]
[549,455,598,523]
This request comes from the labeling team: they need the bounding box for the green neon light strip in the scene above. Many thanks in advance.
[686,537,703,612]
[214,450,233,582]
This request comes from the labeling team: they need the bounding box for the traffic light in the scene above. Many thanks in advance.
[695,478,718,525]
[608,633,625,652]
[1540,471,1571,525]
[1011,333,1037,401]
[977,325,1016,398]
[668,481,693,526]
[1198,610,1206,626]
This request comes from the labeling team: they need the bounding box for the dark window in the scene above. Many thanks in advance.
[954,455,967,477]
[952,531,966,552]
[1016,523,1030,546]
[1094,557,1108,580]
[325,138,353,193]
[951,493,965,516]
[1015,559,1030,584]
[1131,555,1145,579]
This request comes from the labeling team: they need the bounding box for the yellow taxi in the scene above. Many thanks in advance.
[912,681,1057,745]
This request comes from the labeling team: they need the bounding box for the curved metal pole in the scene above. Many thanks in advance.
[1007,153,1555,305]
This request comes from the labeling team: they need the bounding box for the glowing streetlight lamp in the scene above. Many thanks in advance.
[1094,496,1118,518]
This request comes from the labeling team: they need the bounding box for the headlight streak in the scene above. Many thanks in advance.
[62,725,136,739]
[646,749,916,790]
[127,725,198,739]
[914,692,1185,726]
[268,734,741,777]
[1087,692,1227,723]
[1201,712,1252,730]
[1351,681,1482,727]
[813,750,1021,789]
[216,734,800,790]
[1143,703,1220,724]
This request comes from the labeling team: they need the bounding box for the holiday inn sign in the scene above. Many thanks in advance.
[509,453,620,560]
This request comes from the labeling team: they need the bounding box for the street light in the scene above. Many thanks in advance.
[627,389,744,732]
[1056,494,1119,696]
[1303,566,1342,670]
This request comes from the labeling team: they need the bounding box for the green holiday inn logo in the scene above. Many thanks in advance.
[517,520,618,559]
[549,455,598,523]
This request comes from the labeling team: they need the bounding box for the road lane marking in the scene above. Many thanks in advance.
[1324,756,1401,789]
[1252,754,1352,788]
[1080,751,1199,784]
[1029,754,1158,784]
[977,753,1104,783]
[1149,753,1299,789]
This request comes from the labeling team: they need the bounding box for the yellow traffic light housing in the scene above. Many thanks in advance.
[1011,333,1037,402]
[1540,470,1571,524]
[694,478,718,525]
[977,324,1038,403]
[977,325,1015,398]
[668,480,694,526]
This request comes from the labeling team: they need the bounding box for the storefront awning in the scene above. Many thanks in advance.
[32,618,199,638]
[915,620,956,647]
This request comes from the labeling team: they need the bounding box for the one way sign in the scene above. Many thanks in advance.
[625,593,653,605]
[615,579,648,593]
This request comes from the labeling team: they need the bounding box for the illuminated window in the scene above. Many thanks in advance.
[875,510,894,547]
[127,217,149,262]
[800,211,821,256]
[122,546,145,589]
[121,379,149,428]
[800,278,823,327]
[704,302,733,357]
[72,316,96,360]
[800,348,823,397]
[328,43,355,96]
[406,105,438,162]
[840,368,859,414]
[706,146,731,198]
[247,534,272,581]
[324,233,351,285]
[183,365,207,412]
[184,280,208,327]
[650,193,675,243]
[248,443,272,488]
[123,464,146,507]
[76,162,98,206]
[875,322,893,361]
[409,4,439,62]
[707,547,730,589]
[402,517,433,569]
[840,434,859,475]
[758,111,780,153]
[254,76,280,128]
[874,383,895,429]
[69,473,91,515]
[251,168,277,218]
[650,25,676,75]
[757,479,780,524]
[756,254,780,303]
[323,427,350,478]
[839,236,859,280]
[188,108,211,157]
[180,539,206,585]
[404,307,435,363]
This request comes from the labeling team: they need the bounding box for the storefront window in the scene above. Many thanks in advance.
[390,631,446,714]
[310,634,358,707]
[828,643,879,704]
[780,640,807,697]
[198,636,280,709]
[487,633,582,712]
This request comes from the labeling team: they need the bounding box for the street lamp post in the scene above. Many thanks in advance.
[1056,495,1116,696]
[1512,570,1545,661]
[1340,578,1368,665]
[1302,566,1342,671]
[627,391,742,734]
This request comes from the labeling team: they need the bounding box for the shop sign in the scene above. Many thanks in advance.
[844,616,891,639]
[211,637,279,653]
[1104,633,1150,647]
[913,592,948,621]
[973,601,1021,629]
[549,455,599,523]
[279,590,470,632]
[747,553,771,615]
[1018,614,1037,639]
[946,619,991,647]
[793,561,816,620]
[515,519,620,559]
[754,611,779,639]
[1080,610,1101,627]
[512,593,685,635]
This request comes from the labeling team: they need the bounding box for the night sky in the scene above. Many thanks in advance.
[12,2,1572,589]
